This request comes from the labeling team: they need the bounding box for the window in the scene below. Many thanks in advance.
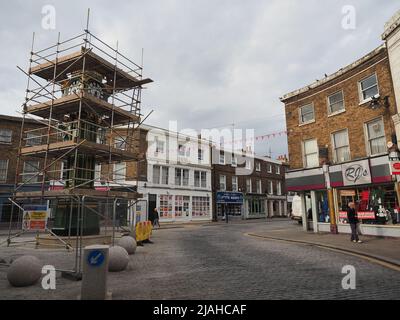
[276,165,280,174]
[161,167,169,185]
[194,171,207,188]
[359,74,379,102]
[22,161,40,183]
[219,175,226,191]
[114,136,126,150]
[219,150,225,165]
[153,165,160,184]
[231,154,237,167]
[267,164,272,173]
[246,178,252,193]
[277,181,282,195]
[0,160,8,182]
[0,129,12,144]
[332,129,350,163]
[113,162,126,182]
[232,176,238,192]
[159,195,173,219]
[303,139,319,168]
[175,168,189,186]
[61,160,68,181]
[366,118,386,155]
[95,164,101,181]
[268,181,273,195]
[178,144,190,157]
[256,179,262,194]
[256,162,261,171]
[328,91,345,114]
[155,137,165,154]
[198,148,204,161]
[26,133,42,146]
[299,104,315,124]
[175,195,190,218]
[245,159,252,170]
[192,196,210,217]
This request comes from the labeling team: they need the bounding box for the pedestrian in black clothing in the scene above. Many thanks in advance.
[153,208,160,228]
[347,202,362,243]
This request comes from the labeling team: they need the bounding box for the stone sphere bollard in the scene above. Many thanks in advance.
[108,246,129,272]
[7,255,43,287]
[118,236,137,255]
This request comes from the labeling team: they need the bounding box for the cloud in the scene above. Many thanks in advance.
[0,0,399,159]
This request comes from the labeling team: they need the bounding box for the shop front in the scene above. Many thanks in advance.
[286,155,400,237]
[216,192,244,219]
[244,194,267,219]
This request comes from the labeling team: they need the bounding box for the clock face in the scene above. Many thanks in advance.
[87,81,104,99]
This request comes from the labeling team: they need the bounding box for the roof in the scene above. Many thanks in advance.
[279,44,386,102]
[0,114,44,125]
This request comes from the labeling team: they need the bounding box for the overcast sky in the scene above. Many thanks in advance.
[0,0,399,159]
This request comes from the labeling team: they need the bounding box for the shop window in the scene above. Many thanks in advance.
[249,199,265,215]
[332,129,350,163]
[299,103,315,124]
[159,195,173,219]
[328,90,345,114]
[303,139,319,168]
[359,73,379,102]
[366,118,386,155]
[175,195,190,218]
[0,159,8,182]
[192,196,210,217]
[0,129,12,144]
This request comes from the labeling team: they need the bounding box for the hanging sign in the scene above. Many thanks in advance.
[342,160,371,186]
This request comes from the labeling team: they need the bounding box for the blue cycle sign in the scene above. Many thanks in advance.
[87,250,105,267]
[342,160,371,186]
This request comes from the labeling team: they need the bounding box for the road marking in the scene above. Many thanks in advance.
[244,233,400,272]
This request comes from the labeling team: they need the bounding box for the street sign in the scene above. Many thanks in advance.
[87,250,105,267]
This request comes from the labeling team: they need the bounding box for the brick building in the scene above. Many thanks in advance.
[280,43,400,237]
[0,115,48,226]
[211,148,287,221]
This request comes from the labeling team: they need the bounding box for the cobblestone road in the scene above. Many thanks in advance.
[0,220,399,299]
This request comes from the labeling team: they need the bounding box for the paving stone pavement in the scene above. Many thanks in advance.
[0,220,399,300]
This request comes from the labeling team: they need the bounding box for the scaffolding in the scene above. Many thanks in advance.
[4,20,153,277]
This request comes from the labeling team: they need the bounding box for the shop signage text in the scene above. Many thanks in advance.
[216,192,244,204]
[339,211,375,220]
[342,160,371,186]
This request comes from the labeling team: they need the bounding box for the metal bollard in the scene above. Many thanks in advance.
[81,245,111,300]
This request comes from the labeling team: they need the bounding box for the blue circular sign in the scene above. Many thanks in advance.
[87,250,105,267]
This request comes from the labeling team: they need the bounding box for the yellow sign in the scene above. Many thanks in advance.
[135,221,153,242]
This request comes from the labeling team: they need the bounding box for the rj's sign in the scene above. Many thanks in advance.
[389,161,400,175]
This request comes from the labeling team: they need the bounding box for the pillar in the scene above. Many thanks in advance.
[328,188,338,234]
[279,201,283,216]
[310,191,318,233]
[284,200,288,216]
[269,200,274,218]
[300,193,308,232]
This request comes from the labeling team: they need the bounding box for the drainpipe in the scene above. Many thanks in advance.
[323,164,338,234]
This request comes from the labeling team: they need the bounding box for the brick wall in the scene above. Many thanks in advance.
[282,47,397,170]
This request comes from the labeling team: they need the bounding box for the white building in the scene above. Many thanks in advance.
[137,125,213,223]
